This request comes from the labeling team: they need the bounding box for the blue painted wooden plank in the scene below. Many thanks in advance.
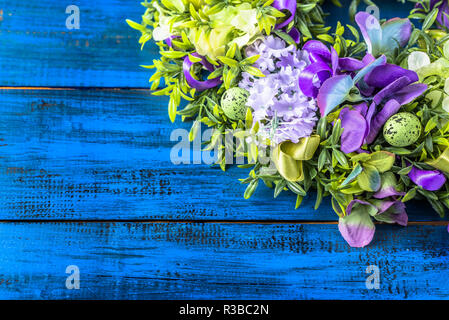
[0,0,415,87]
[0,0,156,87]
[322,0,415,28]
[0,222,447,299]
[0,89,442,221]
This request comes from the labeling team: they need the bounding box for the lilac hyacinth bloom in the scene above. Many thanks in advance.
[239,36,318,144]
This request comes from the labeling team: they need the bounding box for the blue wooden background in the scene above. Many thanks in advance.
[0,0,448,300]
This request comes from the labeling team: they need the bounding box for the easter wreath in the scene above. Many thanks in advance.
[128,0,449,247]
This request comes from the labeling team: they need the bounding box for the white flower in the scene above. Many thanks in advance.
[407,51,431,72]
[153,25,171,41]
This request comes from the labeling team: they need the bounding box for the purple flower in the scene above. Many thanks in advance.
[373,172,405,199]
[408,166,446,191]
[239,36,318,144]
[313,12,427,153]
[272,0,297,29]
[298,40,365,99]
[338,173,408,247]
[338,199,376,247]
[183,53,222,91]
[355,12,412,58]
[338,69,427,153]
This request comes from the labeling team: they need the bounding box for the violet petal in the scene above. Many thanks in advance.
[298,61,332,98]
[381,17,412,49]
[408,166,446,191]
[338,57,366,72]
[353,102,368,117]
[371,199,408,226]
[339,200,376,248]
[366,99,401,144]
[183,54,222,91]
[355,12,383,55]
[389,83,428,106]
[372,76,412,105]
[373,172,405,199]
[272,0,297,29]
[287,27,301,43]
[317,75,354,116]
[302,40,331,64]
[365,64,418,88]
[340,108,368,153]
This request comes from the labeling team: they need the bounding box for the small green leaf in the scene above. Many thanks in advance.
[287,181,307,196]
[346,24,359,42]
[424,115,439,133]
[295,194,303,209]
[189,120,200,142]
[168,95,177,123]
[317,34,334,43]
[422,8,439,31]
[317,117,327,139]
[363,151,395,173]
[357,165,381,192]
[225,43,238,59]
[341,163,363,187]
[241,54,260,65]
[188,54,202,63]
[244,179,259,199]
[315,182,323,210]
[160,51,188,59]
[242,65,265,78]
[333,149,348,168]
[217,56,239,68]
[331,119,342,145]
[318,150,327,171]
[397,166,413,175]
[126,19,146,32]
[274,180,287,198]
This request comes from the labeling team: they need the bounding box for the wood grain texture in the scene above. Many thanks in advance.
[0,0,156,87]
[0,88,443,222]
[0,0,447,301]
[0,222,447,300]
[0,0,414,88]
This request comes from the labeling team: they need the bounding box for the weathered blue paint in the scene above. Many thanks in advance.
[0,0,415,88]
[322,1,415,29]
[0,222,447,300]
[0,89,441,222]
[0,0,157,87]
[0,0,447,300]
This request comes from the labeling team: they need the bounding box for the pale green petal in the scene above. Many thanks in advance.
[407,51,430,72]
[444,41,449,60]
[444,78,449,95]
[442,95,449,113]
[426,90,444,108]
[230,9,258,34]
[417,58,449,79]
[171,0,185,12]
